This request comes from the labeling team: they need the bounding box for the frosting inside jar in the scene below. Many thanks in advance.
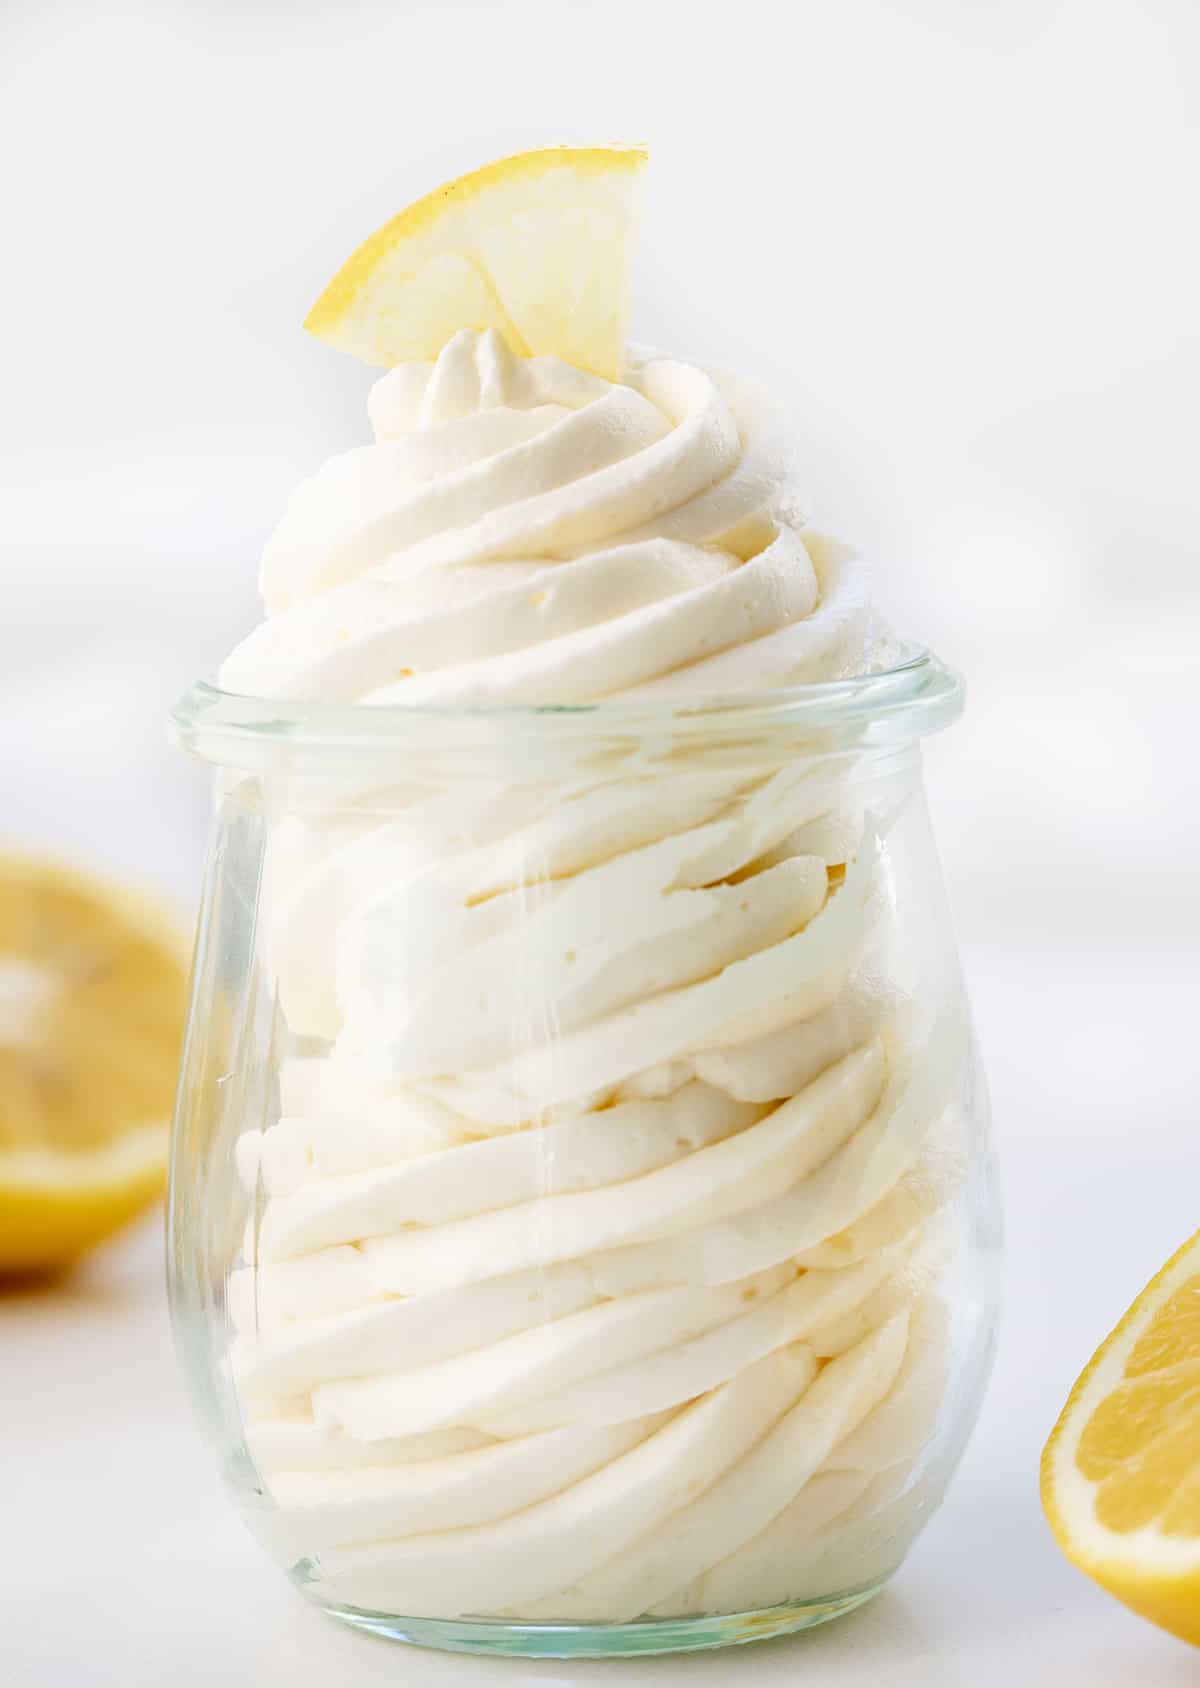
[219,328,958,1620]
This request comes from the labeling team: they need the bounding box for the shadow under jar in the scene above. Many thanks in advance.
[167,652,1000,1660]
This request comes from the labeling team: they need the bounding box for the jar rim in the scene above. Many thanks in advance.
[169,645,962,770]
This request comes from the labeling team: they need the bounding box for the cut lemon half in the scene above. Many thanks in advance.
[304,144,648,381]
[1042,1228,1200,1645]
[0,856,191,1275]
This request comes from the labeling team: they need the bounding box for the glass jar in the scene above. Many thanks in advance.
[167,651,999,1660]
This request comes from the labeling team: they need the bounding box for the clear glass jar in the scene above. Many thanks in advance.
[167,652,999,1659]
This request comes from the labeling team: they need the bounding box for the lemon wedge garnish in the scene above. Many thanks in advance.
[304,145,648,381]
[0,856,191,1275]
[1042,1228,1200,1645]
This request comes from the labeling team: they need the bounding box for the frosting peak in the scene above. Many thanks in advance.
[221,329,869,707]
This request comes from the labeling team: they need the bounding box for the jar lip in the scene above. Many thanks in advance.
[169,644,962,769]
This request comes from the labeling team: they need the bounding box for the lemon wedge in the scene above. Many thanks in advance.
[1042,1228,1200,1645]
[0,856,191,1275]
[304,144,647,380]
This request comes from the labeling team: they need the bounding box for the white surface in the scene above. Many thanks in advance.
[4,935,1198,1687]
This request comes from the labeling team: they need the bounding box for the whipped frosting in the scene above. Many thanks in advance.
[219,329,960,1621]
[221,330,871,706]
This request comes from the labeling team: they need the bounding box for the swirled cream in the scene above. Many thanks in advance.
[220,329,961,1621]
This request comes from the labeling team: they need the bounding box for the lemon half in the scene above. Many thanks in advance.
[1042,1228,1200,1645]
[304,144,648,380]
[0,856,191,1275]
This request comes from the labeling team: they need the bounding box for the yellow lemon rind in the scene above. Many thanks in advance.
[303,143,648,379]
[0,853,191,1273]
[0,1123,168,1275]
[1041,1227,1200,1644]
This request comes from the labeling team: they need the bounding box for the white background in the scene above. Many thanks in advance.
[2,1,1199,1682]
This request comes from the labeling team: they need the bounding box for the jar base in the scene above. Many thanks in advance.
[307,1580,890,1658]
